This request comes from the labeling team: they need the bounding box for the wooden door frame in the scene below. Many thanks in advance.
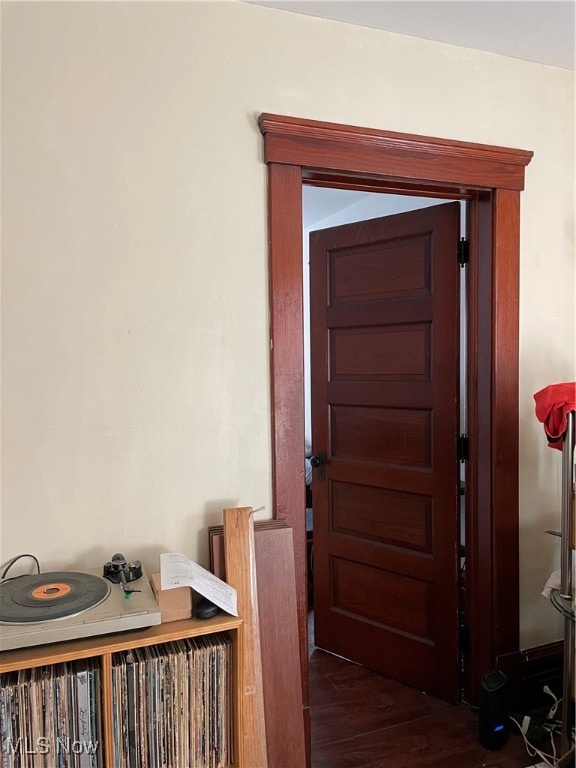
[259,113,533,742]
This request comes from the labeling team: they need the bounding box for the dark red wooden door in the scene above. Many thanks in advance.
[310,202,461,703]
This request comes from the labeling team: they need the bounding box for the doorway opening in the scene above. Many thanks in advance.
[303,191,467,704]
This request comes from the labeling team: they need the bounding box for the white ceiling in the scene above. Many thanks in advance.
[245,0,575,71]
[248,0,575,225]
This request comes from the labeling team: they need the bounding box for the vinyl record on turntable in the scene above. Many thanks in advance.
[0,571,111,623]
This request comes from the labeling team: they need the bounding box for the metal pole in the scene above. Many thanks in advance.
[560,619,574,756]
[559,410,574,757]
[560,410,574,598]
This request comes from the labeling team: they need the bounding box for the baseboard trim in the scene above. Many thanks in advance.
[492,641,562,712]
[518,641,564,711]
[521,640,563,666]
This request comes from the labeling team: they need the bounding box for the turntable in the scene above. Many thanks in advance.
[0,557,161,651]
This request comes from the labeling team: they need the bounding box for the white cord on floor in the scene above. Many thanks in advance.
[510,716,559,768]
[542,685,561,721]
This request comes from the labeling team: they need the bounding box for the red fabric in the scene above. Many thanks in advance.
[533,382,576,450]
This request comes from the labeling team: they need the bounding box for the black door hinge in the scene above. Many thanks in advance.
[457,435,469,462]
[458,238,469,266]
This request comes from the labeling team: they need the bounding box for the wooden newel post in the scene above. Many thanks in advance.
[223,506,268,768]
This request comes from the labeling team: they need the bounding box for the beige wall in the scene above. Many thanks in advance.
[2,1,574,648]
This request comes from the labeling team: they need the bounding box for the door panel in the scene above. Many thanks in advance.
[310,202,460,703]
[332,325,430,379]
[332,406,431,466]
[331,482,432,552]
[332,558,433,637]
[330,237,430,300]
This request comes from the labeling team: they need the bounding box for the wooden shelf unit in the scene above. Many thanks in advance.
[0,507,269,767]
[0,614,243,768]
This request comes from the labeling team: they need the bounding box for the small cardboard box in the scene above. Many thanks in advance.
[151,573,192,623]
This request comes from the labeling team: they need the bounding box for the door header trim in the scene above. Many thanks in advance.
[259,113,533,190]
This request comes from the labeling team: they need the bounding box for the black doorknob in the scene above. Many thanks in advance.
[310,453,326,468]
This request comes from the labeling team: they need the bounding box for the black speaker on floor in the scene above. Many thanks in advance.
[478,669,510,750]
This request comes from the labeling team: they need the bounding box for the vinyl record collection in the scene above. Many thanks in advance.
[0,659,102,768]
[0,633,233,768]
[111,632,233,768]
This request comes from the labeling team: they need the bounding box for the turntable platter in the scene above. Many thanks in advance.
[0,571,111,623]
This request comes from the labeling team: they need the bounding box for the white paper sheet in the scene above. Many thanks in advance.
[160,552,238,617]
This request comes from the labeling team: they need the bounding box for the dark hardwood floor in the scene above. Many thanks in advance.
[308,612,537,768]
